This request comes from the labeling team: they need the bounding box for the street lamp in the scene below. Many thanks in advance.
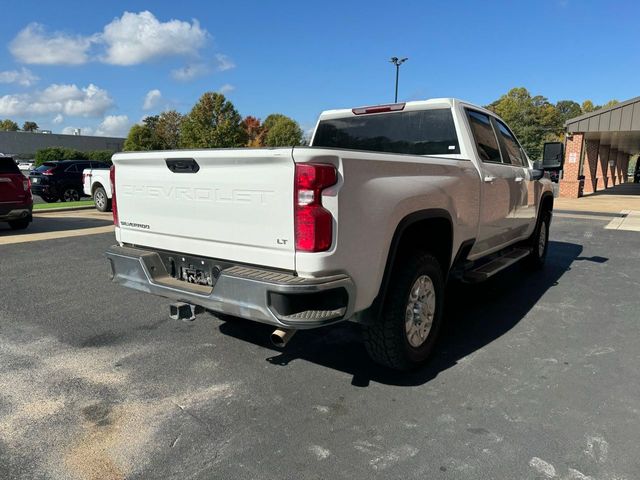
[389,57,408,103]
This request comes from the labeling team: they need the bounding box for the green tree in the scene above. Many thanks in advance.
[487,87,560,160]
[124,124,158,151]
[555,100,582,124]
[262,114,303,147]
[0,119,19,131]
[180,92,247,148]
[34,147,84,166]
[601,99,619,109]
[84,150,115,164]
[155,110,183,149]
[22,121,38,132]
[581,100,597,113]
[262,114,288,132]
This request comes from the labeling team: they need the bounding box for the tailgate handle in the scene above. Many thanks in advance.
[166,158,200,173]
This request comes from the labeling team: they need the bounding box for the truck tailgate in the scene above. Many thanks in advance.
[112,149,296,271]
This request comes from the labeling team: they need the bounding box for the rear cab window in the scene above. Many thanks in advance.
[35,163,58,173]
[0,157,20,174]
[312,108,460,156]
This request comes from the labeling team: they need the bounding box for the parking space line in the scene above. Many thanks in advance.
[604,210,640,231]
[0,225,114,245]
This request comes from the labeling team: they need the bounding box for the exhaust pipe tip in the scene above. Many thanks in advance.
[270,328,296,348]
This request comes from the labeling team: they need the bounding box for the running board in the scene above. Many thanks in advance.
[463,247,531,282]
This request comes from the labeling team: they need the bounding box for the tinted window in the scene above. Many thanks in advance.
[65,164,78,173]
[466,110,502,163]
[0,157,20,174]
[313,109,460,155]
[35,163,57,172]
[496,120,527,166]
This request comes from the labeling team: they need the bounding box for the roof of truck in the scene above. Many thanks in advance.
[317,98,492,121]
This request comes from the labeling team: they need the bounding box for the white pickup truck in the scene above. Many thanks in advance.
[106,98,563,370]
[82,166,112,212]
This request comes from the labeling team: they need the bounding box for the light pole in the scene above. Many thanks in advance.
[389,57,408,103]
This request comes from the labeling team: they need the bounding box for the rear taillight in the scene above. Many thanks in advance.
[23,178,30,192]
[294,163,337,252]
[42,168,55,176]
[110,165,118,226]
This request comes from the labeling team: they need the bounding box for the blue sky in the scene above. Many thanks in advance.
[1,0,639,138]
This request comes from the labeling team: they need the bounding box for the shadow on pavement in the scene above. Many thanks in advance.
[218,241,601,387]
[0,214,111,236]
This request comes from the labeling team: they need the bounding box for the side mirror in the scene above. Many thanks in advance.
[542,142,564,171]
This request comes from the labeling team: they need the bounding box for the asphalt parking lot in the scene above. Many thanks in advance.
[0,213,638,479]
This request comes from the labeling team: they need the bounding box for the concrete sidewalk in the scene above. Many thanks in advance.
[555,182,640,214]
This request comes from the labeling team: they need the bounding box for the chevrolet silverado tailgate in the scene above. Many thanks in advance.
[112,148,296,270]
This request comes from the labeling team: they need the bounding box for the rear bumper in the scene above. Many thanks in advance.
[106,245,355,329]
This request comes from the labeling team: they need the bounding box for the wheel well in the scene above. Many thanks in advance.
[363,211,453,322]
[393,217,453,272]
[91,182,104,194]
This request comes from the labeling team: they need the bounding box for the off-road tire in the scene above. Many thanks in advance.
[524,210,550,269]
[363,252,445,371]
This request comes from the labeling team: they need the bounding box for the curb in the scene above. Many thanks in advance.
[33,205,97,214]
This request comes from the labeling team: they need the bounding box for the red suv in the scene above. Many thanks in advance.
[0,156,33,230]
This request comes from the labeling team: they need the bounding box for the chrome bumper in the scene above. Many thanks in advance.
[106,245,355,329]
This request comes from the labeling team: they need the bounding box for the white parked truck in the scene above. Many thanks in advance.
[82,166,112,212]
[106,98,564,370]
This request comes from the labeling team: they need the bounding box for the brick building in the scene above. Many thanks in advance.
[560,97,640,198]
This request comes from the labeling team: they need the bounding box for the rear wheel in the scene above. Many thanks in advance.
[524,210,550,269]
[93,186,111,212]
[62,187,80,202]
[8,218,30,230]
[363,252,445,371]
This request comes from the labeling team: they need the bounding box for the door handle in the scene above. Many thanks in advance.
[483,176,496,183]
[515,176,524,182]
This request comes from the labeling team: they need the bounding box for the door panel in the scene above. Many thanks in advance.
[473,162,522,254]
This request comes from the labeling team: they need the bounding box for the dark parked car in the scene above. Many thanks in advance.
[29,160,109,202]
[634,162,640,183]
[0,156,32,230]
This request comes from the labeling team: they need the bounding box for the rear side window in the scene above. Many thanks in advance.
[313,109,460,155]
[35,163,58,172]
[466,110,502,163]
[495,120,527,166]
[0,157,19,174]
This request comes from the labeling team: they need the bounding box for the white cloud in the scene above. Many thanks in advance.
[100,11,207,65]
[218,84,235,95]
[61,115,129,137]
[215,54,235,72]
[95,115,130,137]
[9,23,94,65]
[171,63,209,81]
[0,67,39,87]
[52,114,64,124]
[142,89,162,110]
[0,83,113,117]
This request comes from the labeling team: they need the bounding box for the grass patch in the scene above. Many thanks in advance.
[33,200,95,210]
